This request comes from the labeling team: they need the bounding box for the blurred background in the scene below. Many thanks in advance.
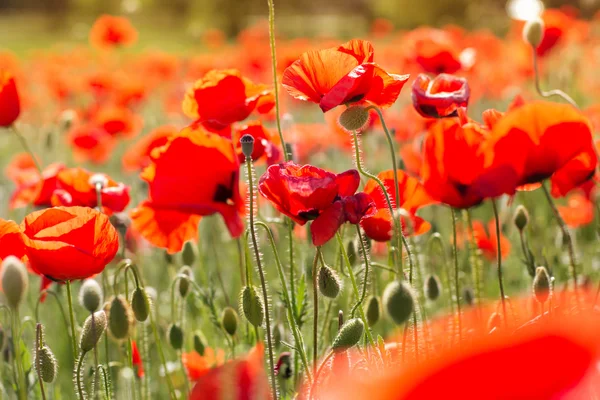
[0,0,599,53]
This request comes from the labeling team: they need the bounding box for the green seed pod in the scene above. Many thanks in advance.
[240,286,264,327]
[108,295,133,340]
[513,205,529,232]
[523,18,544,48]
[181,241,198,267]
[1,256,29,310]
[177,266,194,298]
[533,266,551,304]
[463,287,474,306]
[347,240,357,266]
[221,307,238,336]
[240,134,255,159]
[36,345,58,383]
[382,280,415,326]
[318,265,341,299]
[424,274,441,301]
[193,330,207,356]
[80,311,107,353]
[168,324,184,350]
[365,296,380,327]
[332,318,364,352]
[131,288,150,322]
[338,106,369,132]
[79,279,103,313]
[487,312,501,333]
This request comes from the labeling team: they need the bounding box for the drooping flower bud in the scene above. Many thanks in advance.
[533,266,551,304]
[523,18,545,48]
[513,205,529,232]
[131,287,150,322]
[240,286,264,327]
[240,134,255,159]
[332,318,364,352]
[193,330,207,356]
[275,352,293,380]
[80,311,107,353]
[177,266,194,298]
[181,241,198,267]
[318,264,342,299]
[365,296,380,327]
[338,106,369,132]
[1,256,28,310]
[36,345,58,383]
[79,279,103,313]
[382,280,415,326]
[221,307,238,336]
[424,274,441,301]
[168,323,184,350]
[108,295,133,340]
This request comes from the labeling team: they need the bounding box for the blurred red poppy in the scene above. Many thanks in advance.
[51,167,130,214]
[93,106,142,139]
[282,39,409,112]
[182,69,274,131]
[407,28,463,74]
[558,191,595,228]
[67,123,116,165]
[10,163,66,209]
[232,121,281,164]
[360,170,434,242]
[5,152,39,185]
[258,162,374,246]
[411,73,470,118]
[122,125,178,173]
[0,70,20,127]
[470,219,511,261]
[0,219,26,262]
[20,206,119,281]
[130,125,244,254]
[189,343,270,400]
[89,15,138,49]
[182,348,225,381]
[131,340,144,378]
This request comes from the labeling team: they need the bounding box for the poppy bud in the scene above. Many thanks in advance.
[89,173,108,190]
[338,106,369,132]
[1,256,28,310]
[347,240,357,266]
[108,295,133,340]
[131,287,150,322]
[240,134,255,159]
[332,318,364,352]
[79,279,103,313]
[318,264,342,299]
[275,352,293,380]
[168,323,184,350]
[36,345,58,383]
[240,286,264,327]
[533,266,551,304]
[80,311,107,353]
[221,307,238,336]
[513,205,529,232]
[365,296,380,327]
[181,241,197,267]
[424,274,441,301]
[463,287,474,306]
[382,280,415,326]
[523,18,544,48]
[177,266,194,298]
[193,330,207,356]
[487,312,501,333]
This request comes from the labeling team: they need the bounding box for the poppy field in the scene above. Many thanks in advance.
[2,1,600,399]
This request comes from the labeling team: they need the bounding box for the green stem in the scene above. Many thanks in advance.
[312,248,320,372]
[76,352,87,400]
[35,323,47,400]
[351,226,370,317]
[66,280,79,359]
[491,200,508,328]
[532,48,578,108]
[465,211,483,307]
[149,305,176,400]
[450,209,462,343]
[11,125,42,175]
[12,309,25,400]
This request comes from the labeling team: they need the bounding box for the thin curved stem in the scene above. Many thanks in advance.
[11,125,42,175]
[66,280,79,359]
[76,352,87,400]
[35,324,47,400]
[450,209,462,343]
[148,304,177,400]
[351,226,370,317]
[491,200,508,328]
[532,49,578,108]
[12,309,25,400]
[35,290,70,336]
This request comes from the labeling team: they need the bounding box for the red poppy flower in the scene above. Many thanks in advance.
[488,101,595,188]
[67,123,116,165]
[131,340,144,378]
[282,39,409,112]
[20,206,119,281]
[130,125,244,254]
[410,30,463,74]
[360,170,434,242]
[93,106,142,139]
[189,343,270,400]
[470,219,511,261]
[182,69,274,131]
[50,167,130,214]
[89,15,138,49]
[182,348,226,381]
[10,163,66,209]
[421,119,521,209]
[232,121,281,164]
[258,162,375,246]
[5,152,39,185]
[550,143,597,198]
[411,73,470,118]
[558,191,595,228]
[0,219,26,262]
[122,125,178,173]
[0,70,20,127]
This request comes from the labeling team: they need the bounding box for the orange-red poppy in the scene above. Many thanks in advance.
[0,70,20,127]
[5,152,39,185]
[282,39,409,112]
[20,206,119,281]
[131,340,144,378]
[411,30,463,74]
[550,142,598,198]
[558,191,595,228]
[232,121,281,164]
[89,15,138,49]
[0,219,26,262]
[50,167,130,214]
[258,162,375,246]
[411,73,470,118]
[360,170,434,242]
[10,163,66,209]
[189,343,270,400]
[182,69,274,131]
[182,348,226,381]
[122,125,178,173]
[130,125,244,254]
[93,106,142,139]
[470,219,511,261]
[67,123,116,165]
